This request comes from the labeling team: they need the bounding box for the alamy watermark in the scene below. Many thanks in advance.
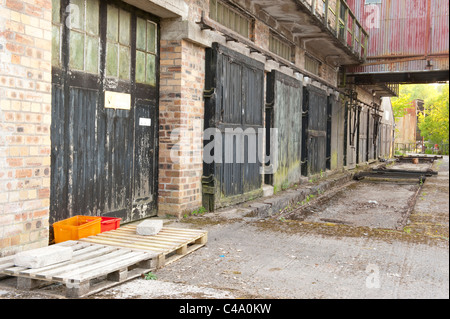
[65,4,82,29]
[170,123,279,175]
[364,4,382,30]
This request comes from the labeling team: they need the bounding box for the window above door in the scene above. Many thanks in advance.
[135,18,157,86]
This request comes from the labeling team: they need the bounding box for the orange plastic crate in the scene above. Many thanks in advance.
[53,215,102,243]
[100,217,121,232]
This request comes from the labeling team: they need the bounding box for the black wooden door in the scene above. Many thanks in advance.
[50,0,159,224]
[371,113,381,161]
[326,96,333,170]
[302,85,328,176]
[203,43,265,211]
[367,109,374,161]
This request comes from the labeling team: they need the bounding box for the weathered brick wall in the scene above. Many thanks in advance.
[157,0,207,218]
[253,19,270,51]
[158,38,205,218]
[0,0,52,256]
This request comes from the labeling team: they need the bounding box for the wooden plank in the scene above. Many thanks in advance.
[87,230,206,253]
[95,230,189,244]
[81,236,172,251]
[1,225,207,298]
[17,245,109,275]
[79,228,208,270]
[3,266,29,276]
[87,233,180,248]
[164,243,205,266]
[114,227,203,240]
[195,233,208,245]
[54,240,84,248]
[51,249,133,282]
[0,244,105,277]
[80,237,174,253]
[0,242,97,277]
[65,258,155,298]
[115,233,197,243]
[0,256,15,270]
[0,241,165,298]
[161,227,207,234]
[71,251,152,283]
[0,256,15,279]
[3,248,121,280]
[176,245,187,255]
[143,231,203,242]
[101,232,199,246]
[56,251,145,283]
[20,246,118,279]
[86,226,207,247]
[120,225,206,235]
[17,277,50,290]
[158,230,205,239]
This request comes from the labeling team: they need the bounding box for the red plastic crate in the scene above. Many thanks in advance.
[100,217,121,232]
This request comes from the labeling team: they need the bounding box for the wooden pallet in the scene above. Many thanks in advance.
[79,225,208,267]
[0,225,207,298]
[0,241,158,298]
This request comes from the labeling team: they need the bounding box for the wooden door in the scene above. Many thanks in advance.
[202,43,265,211]
[50,0,159,224]
[302,85,328,176]
[265,70,303,188]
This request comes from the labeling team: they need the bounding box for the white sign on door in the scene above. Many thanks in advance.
[139,118,151,127]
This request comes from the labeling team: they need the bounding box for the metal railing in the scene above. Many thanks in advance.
[395,143,449,156]
[386,83,400,96]
[303,0,369,61]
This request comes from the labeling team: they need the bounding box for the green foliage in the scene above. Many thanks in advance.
[192,206,207,216]
[392,84,442,121]
[391,90,412,121]
[281,180,290,191]
[184,206,208,218]
[393,83,449,144]
[300,194,316,205]
[417,84,449,144]
[143,272,157,280]
[273,185,278,194]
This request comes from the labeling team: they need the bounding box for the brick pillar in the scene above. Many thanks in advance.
[0,0,52,256]
[158,39,205,218]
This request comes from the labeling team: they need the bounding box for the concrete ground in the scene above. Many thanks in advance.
[0,157,448,299]
[94,156,449,299]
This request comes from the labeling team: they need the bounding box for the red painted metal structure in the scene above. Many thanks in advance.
[345,0,449,84]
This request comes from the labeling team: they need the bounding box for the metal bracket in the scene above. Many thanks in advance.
[196,13,215,31]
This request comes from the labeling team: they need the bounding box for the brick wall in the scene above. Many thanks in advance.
[0,0,52,256]
[158,38,205,218]
[157,0,207,218]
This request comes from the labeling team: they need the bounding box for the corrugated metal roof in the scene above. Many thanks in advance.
[346,0,448,75]
[350,56,449,73]
[347,0,448,57]
[430,0,450,55]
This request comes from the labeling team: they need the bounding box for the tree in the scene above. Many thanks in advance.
[417,84,449,144]
[391,89,412,121]
[391,84,441,122]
